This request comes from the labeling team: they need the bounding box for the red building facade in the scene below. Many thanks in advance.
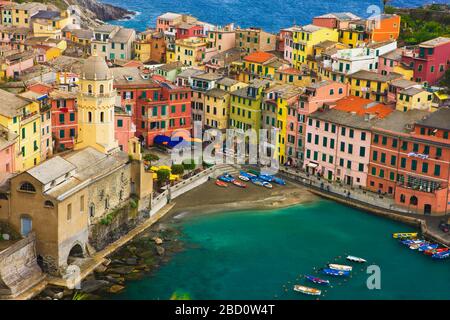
[49,90,78,151]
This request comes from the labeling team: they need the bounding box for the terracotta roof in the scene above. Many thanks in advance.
[243,51,275,64]
[278,67,301,75]
[333,96,393,119]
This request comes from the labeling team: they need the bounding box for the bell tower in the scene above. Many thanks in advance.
[75,55,119,154]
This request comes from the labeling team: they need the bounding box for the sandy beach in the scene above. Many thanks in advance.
[166,179,318,218]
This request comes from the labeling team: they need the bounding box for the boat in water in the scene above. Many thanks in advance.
[409,241,429,250]
[304,275,330,285]
[321,268,350,277]
[393,232,418,239]
[401,239,425,246]
[418,243,439,252]
[346,255,367,263]
[215,180,228,187]
[238,175,250,182]
[232,180,247,188]
[432,251,450,260]
[329,264,352,271]
[293,285,321,296]
[424,248,449,256]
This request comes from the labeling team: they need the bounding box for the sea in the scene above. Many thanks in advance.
[112,201,450,300]
[103,0,449,33]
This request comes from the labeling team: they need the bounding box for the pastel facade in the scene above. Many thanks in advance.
[206,27,236,53]
[114,107,135,152]
[91,25,135,61]
[240,51,288,83]
[235,28,276,54]
[0,125,18,173]
[11,3,47,28]
[175,37,208,67]
[348,70,403,103]
[396,87,433,112]
[49,90,78,151]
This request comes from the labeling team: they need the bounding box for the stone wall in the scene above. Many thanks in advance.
[0,233,45,299]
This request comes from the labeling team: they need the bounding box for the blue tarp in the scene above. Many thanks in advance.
[154,135,189,148]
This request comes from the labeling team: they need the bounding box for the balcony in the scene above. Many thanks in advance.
[21,111,38,122]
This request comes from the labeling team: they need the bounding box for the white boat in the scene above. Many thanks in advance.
[293,285,321,296]
[329,263,352,272]
[262,182,273,189]
[346,255,367,263]
[238,175,250,182]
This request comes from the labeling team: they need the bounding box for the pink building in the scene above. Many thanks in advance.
[156,12,182,33]
[304,96,393,186]
[281,28,294,64]
[176,23,203,40]
[312,12,361,29]
[1,51,34,80]
[293,80,348,166]
[378,48,403,76]
[115,107,136,153]
[401,37,450,85]
[0,126,17,173]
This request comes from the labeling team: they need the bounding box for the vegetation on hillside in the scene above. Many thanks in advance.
[385,4,450,45]
[14,0,68,10]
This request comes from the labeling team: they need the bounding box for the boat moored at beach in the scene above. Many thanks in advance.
[321,268,350,277]
[215,180,228,188]
[238,175,250,182]
[240,171,257,179]
[232,180,247,188]
[346,255,367,263]
[218,174,235,183]
[328,264,352,272]
[262,181,273,189]
[304,275,330,285]
[251,179,264,187]
[293,285,321,296]
[272,177,286,185]
[259,174,273,182]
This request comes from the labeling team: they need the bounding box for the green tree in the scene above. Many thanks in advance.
[143,153,159,164]
[182,159,196,171]
[157,169,170,187]
[171,164,185,175]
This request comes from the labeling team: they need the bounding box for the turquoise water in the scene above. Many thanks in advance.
[103,0,449,32]
[114,201,450,300]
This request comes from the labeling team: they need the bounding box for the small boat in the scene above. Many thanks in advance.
[409,241,429,250]
[304,275,330,285]
[272,177,286,186]
[238,175,250,182]
[424,248,449,256]
[393,232,418,239]
[251,179,264,187]
[262,181,273,189]
[218,174,234,183]
[215,180,228,187]
[259,174,274,182]
[401,239,424,246]
[293,285,321,296]
[321,268,350,277]
[346,255,367,263]
[329,264,352,272]
[418,243,439,252]
[240,170,257,179]
[432,251,450,259]
[232,180,247,188]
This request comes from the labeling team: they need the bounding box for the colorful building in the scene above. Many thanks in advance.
[367,14,401,43]
[134,30,166,63]
[206,25,236,53]
[348,70,403,103]
[114,106,136,152]
[91,25,136,61]
[175,37,208,67]
[0,125,18,173]
[11,2,47,28]
[0,89,41,171]
[396,87,433,112]
[204,88,230,130]
[31,10,71,39]
[401,37,450,86]
[235,28,276,54]
[49,90,77,151]
[240,51,288,83]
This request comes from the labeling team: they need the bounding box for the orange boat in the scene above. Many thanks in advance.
[215,180,228,187]
[232,180,247,188]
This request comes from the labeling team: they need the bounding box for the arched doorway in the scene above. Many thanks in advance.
[68,244,84,259]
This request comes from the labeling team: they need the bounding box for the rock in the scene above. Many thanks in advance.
[80,280,110,293]
[156,246,165,256]
[125,257,138,265]
[107,266,134,275]
[153,237,163,245]
[43,296,52,300]
[2,233,10,241]
[105,276,124,285]
[54,292,64,300]
[108,285,125,294]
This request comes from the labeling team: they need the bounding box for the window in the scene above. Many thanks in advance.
[411,159,417,171]
[100,84,104,94]
[70,113,75,122]
[361,132,366,141]
[434,165,441,176]
[390,155,397,166]
[373,151,378,161]
[422,162,428,173]
[100,112,104,122]
[19,182,36,192]
[358,163,364,172]
[44,200,54,208]
[67,203,72,220]
[359,147,365,157]
[80,195,84,212]
[60,129,65,138]
[117,119,123,127]
[88,112,92,122]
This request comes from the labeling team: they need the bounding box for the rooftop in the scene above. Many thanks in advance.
[216,77,238,87]
[420,37,450,48]
[157,61,183,72]
[416,107,450,131]
[205,88,228,98]
[244,51,276,64]
[27,156,76,185]
[399,87,426,96]
[111,28,135,43]
[315,12,360,21]
[110,67,159,86]
[374,110,430,134]
[310,108,381,130]
[0,89,31,118]
[350,70,403,82]
[333,96,394,119]
[31,10,60,20]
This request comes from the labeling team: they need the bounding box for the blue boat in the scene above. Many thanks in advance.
[250,178,265,186]
[259,174,274,182]
[418,243,439,252]
[218,174,234,183]
[239,171,257,179]
[272,177,286,185]
[432,251,450,259]
[304,275,330,285]
[321,268,350,277]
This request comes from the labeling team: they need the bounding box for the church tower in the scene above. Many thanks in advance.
[75,55,119,154]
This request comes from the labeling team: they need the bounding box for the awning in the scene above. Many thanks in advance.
[307,162,318,168]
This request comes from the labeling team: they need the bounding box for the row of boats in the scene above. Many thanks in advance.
[293,255,366,296]
[215,171,286,189]
[393,232,450,260]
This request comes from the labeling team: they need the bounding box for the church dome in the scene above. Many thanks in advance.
[81,55,112,80]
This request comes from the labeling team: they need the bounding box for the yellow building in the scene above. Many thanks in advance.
[204,89,230,130]
[12,2,47,28]
[240,51,288,83]
[175,37,207,67]
[229,79,273,131]
[349,70,403,103]
[216,77,248,93]
[75,55,119,154]
[135,32,152,62]
[338,29,365,48]
[292,24,338,70]
[0,89,41,171]
[31,10,71,39]
[275,67,311,87]
[396,87,433,112]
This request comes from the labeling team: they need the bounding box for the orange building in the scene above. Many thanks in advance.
[368,14,401,42]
